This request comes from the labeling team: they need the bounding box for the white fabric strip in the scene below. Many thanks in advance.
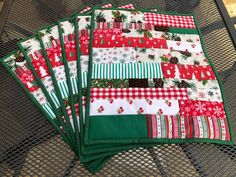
[90,99,179,116]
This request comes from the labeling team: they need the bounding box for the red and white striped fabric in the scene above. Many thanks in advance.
[96,22,144,29]
[79,6,91,14]
[144,12,195,28]
[118,3,135,9]
[90,88,189,100]
[95,22,158,30]
[102,3,112,8]
[67,103,79,117]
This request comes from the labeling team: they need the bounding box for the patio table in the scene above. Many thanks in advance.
[0,0,236,176]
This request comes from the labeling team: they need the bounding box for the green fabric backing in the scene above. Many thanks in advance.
[89,115,148,140]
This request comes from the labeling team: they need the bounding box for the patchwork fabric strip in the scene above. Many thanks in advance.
[90,88,189,100]
[92,63,163,79]
[85,8,233,145]
[146,115,230,141]
[144,13,195,28]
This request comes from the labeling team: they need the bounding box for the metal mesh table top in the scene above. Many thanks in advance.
[0,0,236,176]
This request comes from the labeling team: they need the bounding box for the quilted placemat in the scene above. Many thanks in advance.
[84,7,234,145]
[75,3,157,155]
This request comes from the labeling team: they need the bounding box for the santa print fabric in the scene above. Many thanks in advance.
[85,8,233,144]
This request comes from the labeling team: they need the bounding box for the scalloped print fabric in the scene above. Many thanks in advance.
[85,8,233,144]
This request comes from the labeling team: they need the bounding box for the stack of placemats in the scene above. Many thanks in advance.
[0,1,233,174]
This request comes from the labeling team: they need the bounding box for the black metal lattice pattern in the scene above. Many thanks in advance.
[0,0,236,176]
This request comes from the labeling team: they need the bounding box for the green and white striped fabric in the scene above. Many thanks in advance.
[49,91,60,108]
[201,116,209,139]
[81,71,88,88]
[58,81,69,99]
[160,116,167,138]
[92,63,163,79]
[42,103,56,119]
[70,76,78,95]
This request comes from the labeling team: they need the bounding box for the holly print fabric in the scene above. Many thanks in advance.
[85,8,233,145]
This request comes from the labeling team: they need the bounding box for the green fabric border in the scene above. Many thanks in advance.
[84,7,234,146]
[17,36,77,150]
[57,17,81,158]
[193,15,234,144]
[0,50,72,149]
[169,27,198,34]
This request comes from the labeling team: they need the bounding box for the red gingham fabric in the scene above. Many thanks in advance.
[144,12,195,28]
[118,3,135,9]
[90,88,189,100]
